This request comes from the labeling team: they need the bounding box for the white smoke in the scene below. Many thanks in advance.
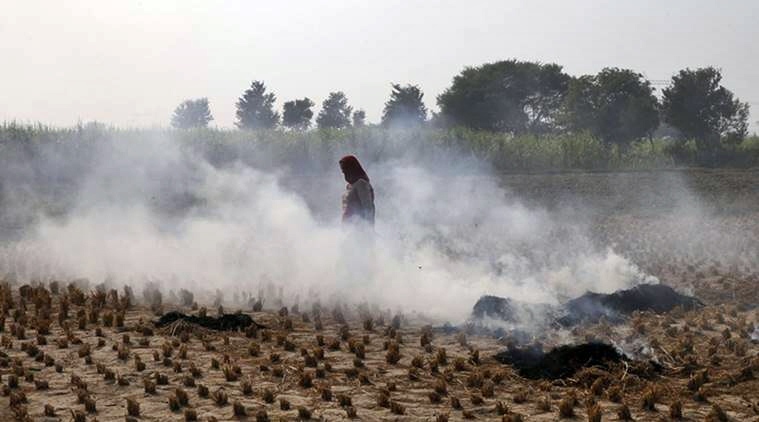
[0,131,656,322]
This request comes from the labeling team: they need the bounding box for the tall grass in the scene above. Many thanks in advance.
[1,121,757,173]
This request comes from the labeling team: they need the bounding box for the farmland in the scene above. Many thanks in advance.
[1,153,758,420]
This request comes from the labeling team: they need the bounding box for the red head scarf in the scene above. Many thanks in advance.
[339,155,369,184]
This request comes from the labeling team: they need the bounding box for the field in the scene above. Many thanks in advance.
[1,169,758,421]
[2,124,759,176]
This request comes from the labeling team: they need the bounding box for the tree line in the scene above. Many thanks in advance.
[172,60,750,157]
[173,82,423,131]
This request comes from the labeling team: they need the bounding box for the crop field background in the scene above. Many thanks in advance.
[2,123,759,174]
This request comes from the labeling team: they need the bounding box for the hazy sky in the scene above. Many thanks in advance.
[1,0,758,129]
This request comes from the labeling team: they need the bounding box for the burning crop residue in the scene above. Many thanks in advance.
[0,132,663,323]
[466,283,703,344]
[0,128,757,420]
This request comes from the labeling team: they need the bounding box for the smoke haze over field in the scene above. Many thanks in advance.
[0,131,660,321]
[3,7,759,419]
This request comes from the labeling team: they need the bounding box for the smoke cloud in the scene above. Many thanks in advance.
[0,129,657,322]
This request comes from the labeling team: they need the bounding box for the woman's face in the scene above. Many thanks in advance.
[339,156,366,184]
[339,162,354,184]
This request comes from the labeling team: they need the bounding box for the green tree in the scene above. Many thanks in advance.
[235,81,279,129]
[562,68,659,150]
[437,59,570,133]
[171,98,213,129]
[352,110,366,127]
[381,84,427,127]
[661,67,749,150]
[282,98,315,130]
[316,92,352,129]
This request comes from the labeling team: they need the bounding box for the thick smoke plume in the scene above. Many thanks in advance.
[0,129,657,322]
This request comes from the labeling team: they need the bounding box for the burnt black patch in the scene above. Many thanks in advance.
[558,284,703,326]
[155,311,264,331]
[493,342,626,379]
[472,284,703,329]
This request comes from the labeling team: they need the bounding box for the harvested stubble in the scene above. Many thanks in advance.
[168,394,180,411]
[298,406,312,419]
[558,396,575,417]
[617,403,633,420]
[126,398,140,417]
[213,388,229,406]
[233,400,247,416]
[1,276,756,422]
[184,408,197,421]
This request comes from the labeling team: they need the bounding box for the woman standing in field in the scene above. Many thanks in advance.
[339,155,375,226]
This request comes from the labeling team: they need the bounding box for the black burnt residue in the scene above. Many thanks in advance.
[559,284,704,326]
[156,311,263,331]
[472,284,703,329]
[493,342,626,379]
[477,284,692,380]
